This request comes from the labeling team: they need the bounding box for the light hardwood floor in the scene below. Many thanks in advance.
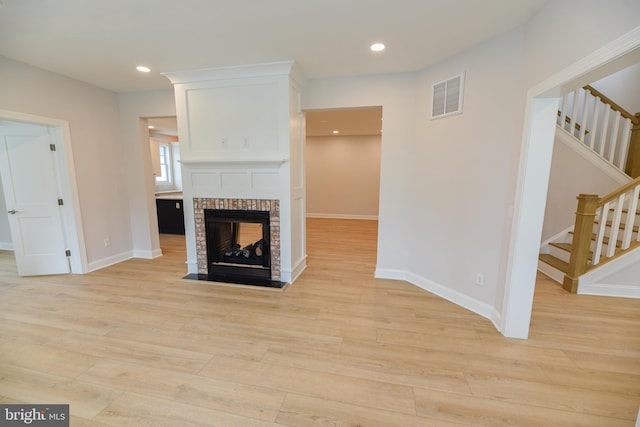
[0,218,639,426]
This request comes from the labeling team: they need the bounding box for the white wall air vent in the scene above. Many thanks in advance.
[431,72,465,119]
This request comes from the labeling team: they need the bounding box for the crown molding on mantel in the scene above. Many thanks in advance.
[162,60,300,85]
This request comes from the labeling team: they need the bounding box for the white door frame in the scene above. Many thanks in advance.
[0,109,88,274]
[499,28,640,339]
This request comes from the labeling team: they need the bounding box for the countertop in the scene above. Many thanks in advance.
[155,192,183,200]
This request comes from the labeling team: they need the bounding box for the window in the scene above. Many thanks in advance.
[431,72,465,119]
[155,144,172,184]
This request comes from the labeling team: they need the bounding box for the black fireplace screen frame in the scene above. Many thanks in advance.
[204,209,271,281]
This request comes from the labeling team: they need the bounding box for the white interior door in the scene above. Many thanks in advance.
[0,123,69,276]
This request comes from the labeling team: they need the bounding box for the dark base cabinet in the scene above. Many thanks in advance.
[156,199,185,234]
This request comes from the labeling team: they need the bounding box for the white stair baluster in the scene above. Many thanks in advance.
[599,107,611,157]
[592,203,609,265]
[607,195,625,258]
[607,110,621,165]
[579,89,590,142]
[559,95,567,128]
[589,98,600,150]
[622,186,640,249]
[617,119,633,170]
[570,89,580,137]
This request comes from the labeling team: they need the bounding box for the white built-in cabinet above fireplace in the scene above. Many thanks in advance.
[164,61,298,165]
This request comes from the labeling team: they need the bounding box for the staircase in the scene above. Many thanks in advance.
[538,85,640,297]
[539,194,640,280]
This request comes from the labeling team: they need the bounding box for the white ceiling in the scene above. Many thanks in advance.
[0,0,547,93]
[306,107,382,137]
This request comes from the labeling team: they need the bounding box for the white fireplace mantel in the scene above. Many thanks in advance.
[180,157,288,169]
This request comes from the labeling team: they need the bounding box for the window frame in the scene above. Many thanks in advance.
[154,143,174,189]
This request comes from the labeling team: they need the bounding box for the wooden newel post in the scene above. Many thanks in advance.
[624,113,640,178]
[563,194,599,293]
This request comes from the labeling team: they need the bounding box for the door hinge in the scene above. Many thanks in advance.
[50,144,56,152]
[65,250,71,256]
[58,198,64,206]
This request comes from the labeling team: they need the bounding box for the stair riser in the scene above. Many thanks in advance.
[549,245,570,263]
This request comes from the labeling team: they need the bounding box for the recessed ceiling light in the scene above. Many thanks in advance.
[332,130,340,134]
[148,125,155,129]
[370,43,386,52]
[136,65,151,73]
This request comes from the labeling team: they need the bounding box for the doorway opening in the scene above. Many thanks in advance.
[502,38,640,338]
[304,106,383,221]
[302,106,383,282]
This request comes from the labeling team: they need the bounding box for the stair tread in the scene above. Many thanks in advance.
[539,254,569,273]
[549,242,572,252]
[593,219,640,232]
[567,232,625,246]
[608,207,640,214]
[545,240,640,273]
[549,242,595,261]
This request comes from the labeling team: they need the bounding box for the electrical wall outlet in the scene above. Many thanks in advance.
[475,273,484,286]
[104,238,111,247]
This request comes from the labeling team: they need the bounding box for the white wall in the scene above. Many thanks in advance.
[522,0,640,88]
[407,29,526,311]
[542,133,624,241]
[170,142,183,191]
[304,1,640,337]
[303,73,417,275]
[590,63,640,114]
[304,30,526,318]
[117,90,177,259]
[0,55,133,266]
[306,135,381,219]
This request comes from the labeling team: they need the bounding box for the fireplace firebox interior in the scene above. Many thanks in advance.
[204,209,276,285]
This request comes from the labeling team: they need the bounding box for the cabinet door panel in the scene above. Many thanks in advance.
[156,199,185,234]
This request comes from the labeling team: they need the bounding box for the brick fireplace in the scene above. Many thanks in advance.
[193,197,281,283]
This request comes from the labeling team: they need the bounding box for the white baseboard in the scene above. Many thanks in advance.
[375,267,493,321]
[132,248,163,259]
[87,251,134,272]
[307,213,378,220]
[91,247,165,272]
[405,272,494,320]
[374,268,406,281]
[288,255,307,284]
[491,308,503,336]
[0,242,14,251]
[578,283,640,299]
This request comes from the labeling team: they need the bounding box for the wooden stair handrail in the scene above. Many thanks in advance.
[563,194,598,293]
[584,85,640,125]
[564,177,640,293]
[598,175,640,206]
[558,86,639,176]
